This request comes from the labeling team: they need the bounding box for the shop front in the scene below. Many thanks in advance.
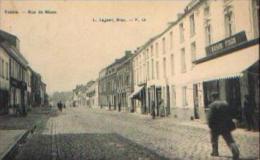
[192,35,259,129]
[9,78,27,115]
[0,89,9,114]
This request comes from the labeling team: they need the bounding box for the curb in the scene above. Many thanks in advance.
[1,125,37,160]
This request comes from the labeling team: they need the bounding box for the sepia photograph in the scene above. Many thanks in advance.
[0,0,259,159]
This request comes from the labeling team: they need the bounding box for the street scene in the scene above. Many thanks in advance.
[0,0,259,159]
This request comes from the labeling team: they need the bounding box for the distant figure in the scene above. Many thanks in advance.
[156,100,160,116]
[118,102,121,112]
[207,92,239,160]
[244,95,255,131]
[57,101,63,112]
[151,101,156,119]
[109,102,111,111]
[159,100,165,117]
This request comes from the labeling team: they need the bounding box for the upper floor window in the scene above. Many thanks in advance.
[190,14,195,36]
[179,23,184,43]
[5,62,9,80]
[204,5,210,17]
[191,42,196,66]
[147,61,150,80]
[151,45,154,57]
[169,31,173,49]
[155,42,159,58]
[181,48,186,73]
[224,7,235,37]
[0,58,4,78]
[151,59,154,80]
[156,61,159,80]
[205,20,212,46]
[253,0,259,38]
[170,54,174,76]
[162,37,166,54]
[147,48,149,59]
[163,57,167,78]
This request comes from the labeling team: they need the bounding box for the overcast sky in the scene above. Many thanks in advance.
[0,0,189,94]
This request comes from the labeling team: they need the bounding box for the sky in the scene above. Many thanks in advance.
[0,0,189,94]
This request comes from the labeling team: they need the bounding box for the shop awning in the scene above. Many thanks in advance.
[129,86,144,99]
[192,44,259,83]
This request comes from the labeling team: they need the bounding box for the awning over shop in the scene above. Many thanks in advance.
[129,86,144,99]
[192,44,259,83]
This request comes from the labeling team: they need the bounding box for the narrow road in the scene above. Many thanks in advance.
[15,106,259,160]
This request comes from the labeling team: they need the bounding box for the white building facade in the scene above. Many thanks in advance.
[132,0,259,124]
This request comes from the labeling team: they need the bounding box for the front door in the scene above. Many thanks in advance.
[156,87,161,116]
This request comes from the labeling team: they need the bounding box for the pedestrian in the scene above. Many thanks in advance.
[207,92,239,160]
[159,100,165,117]
[118,102,121,112]
[109,102,111,111]
[57,101,62,112]
[243,95,255,131]
[151,101,156,119]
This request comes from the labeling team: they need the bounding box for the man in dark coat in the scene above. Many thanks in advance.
[207,92,239,160]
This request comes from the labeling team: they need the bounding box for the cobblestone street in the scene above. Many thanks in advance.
[15,106,259,160]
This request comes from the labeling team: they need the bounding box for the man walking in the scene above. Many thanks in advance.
[207,92,240,160]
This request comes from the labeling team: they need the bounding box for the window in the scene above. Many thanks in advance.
[147,48,149,59]
[204,5,210,17]
[163,57,167,78]
[2,59,4,78]
[182,86,188,106]
[151,45,153,57]
[156,61,159,80]
[205,20,212,46]
[143,64,146,81]
[179,23,184,42]
[171,85,176,107]
[147,61,149,80]
[181,48,186,73]
[6,62,9,80]
[190,14,195,36]
[151,59,154,80]
[170,54,174,76]
[0,58,3,78]
[155,42,159,58]
[170,31,173,49]
[224,7,235,37]
[162,37,166,54]
[191,42,196,62]
[253,0,259,37]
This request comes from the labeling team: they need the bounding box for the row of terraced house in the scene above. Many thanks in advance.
[73,0,259,129]
[0,30,48,115]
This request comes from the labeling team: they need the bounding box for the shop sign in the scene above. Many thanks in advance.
[206,31,247,55]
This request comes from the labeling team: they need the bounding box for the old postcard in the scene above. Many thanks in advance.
[0,0,259,159]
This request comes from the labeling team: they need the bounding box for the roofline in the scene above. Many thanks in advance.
[132,0,205,59]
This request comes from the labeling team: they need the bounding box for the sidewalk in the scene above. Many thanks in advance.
[0,107,57,160]
[0,130,28,160]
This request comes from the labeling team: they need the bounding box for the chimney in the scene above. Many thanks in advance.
[125,50,132,56]
[177,13,184,19]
